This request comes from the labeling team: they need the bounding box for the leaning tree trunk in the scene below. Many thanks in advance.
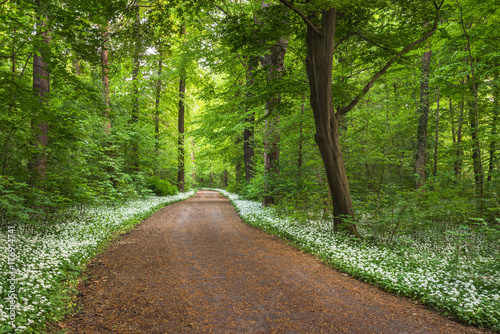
[30,1,50,181]
[279,0,440,235]
[415,50,432,190]
[304,9,358,235]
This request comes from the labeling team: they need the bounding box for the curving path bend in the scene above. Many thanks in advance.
[56,190,488,333]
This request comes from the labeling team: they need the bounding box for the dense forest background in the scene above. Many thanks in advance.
[1,0,499,239]
[1,0,500,331]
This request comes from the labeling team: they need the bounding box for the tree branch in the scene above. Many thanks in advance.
[355,32,411,62]
[337,21,439,117]
[278,0,322,36]
[332,32,355,53]
[214,4,231,17]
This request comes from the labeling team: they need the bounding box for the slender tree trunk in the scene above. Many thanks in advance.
[11,29,16,78]
[415,50,432,189]
[223,169,229,188]
[260,33,288,206]
[487,89,498,183]
[460,2,483,202]
[30,2,50,181]
[131,10,141,172]
[259,1,288,206]
[298,98,305,188]
[467,71,483,201]
[451,100,460,177]
[468,77,483,200]
[177,26,186,192]
[74,59,80,76]
[243,57,257,184]
[487,109,497,183]
[235,161,242,184]
[454,87,465,176]
[155,56,163,156]
[191,139,196,183]
[101,23,111,132]
[177,74,186,191]
[433,68,440,176]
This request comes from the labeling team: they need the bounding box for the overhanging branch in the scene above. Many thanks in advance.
[337,21,439,117]
[278,0,322,36]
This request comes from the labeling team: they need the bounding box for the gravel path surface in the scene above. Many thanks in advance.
[55,190,488,333]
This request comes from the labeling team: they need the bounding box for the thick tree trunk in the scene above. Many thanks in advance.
[30,3,50,181]
[304,9,358,235]
[243,58,257,184]
[101,23,111,132]
[415,50,432,189]
[177,26,186,192]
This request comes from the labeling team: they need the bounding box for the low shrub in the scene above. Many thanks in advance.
[148,177,177,196]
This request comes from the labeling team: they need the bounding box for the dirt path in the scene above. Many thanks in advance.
[56,190,487,333]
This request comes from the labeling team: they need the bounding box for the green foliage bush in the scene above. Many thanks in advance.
[148,176,178,196]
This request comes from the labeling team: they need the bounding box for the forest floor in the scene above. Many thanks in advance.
[51,190,491,333]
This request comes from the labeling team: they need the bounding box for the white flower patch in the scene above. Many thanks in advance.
[215,189,500,332]
[0,191,194,332]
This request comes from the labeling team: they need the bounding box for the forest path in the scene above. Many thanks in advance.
[55,190,486,333]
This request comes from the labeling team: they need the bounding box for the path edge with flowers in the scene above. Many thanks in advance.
[211,189,500,333]
[0,190,195,333]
